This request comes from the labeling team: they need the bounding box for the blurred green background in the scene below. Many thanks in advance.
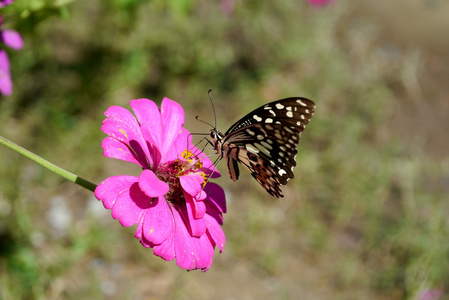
[1,0,449,299]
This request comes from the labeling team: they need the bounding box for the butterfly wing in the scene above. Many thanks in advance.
[225,97,315,135]
[222,97,315,197]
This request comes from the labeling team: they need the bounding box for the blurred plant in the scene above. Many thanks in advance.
[307,0,335,7]
[94,97,226,271]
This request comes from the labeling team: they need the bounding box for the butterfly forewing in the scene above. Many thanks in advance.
[211,97,315,198]
[225,97,315,134]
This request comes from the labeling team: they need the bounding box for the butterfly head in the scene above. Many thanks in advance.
[210,128,224,142]
[209,129,225,152]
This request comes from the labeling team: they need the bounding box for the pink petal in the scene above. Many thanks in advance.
[111,181,151,227]
[141,196,174,245]
[172,208,214,271]
[194,233,215,271]
[205,214,226,252]
[204,182,227,213]
[130,99,162,146]
[2,30,23,50]
[204,201,224,225]
[102,105,152,168]
[138,169,169,198]
[165,127,189,162]
[152,232,176,261]
[130,99,163,166]
[160,98,185,162]
[179,173,204,197]
[101,137,141,165]
[0,50,12,96]
[172,208,195,270]
[184,194,206,237]
[95,175,139,209]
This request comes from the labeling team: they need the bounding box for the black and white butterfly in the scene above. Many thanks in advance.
[208,97,315,198]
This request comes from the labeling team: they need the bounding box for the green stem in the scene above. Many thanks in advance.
[0,136,97,192]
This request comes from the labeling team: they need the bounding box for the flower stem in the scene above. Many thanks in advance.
[0,136,97,192]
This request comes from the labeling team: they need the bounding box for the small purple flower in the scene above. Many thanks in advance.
[0,7,23,96]
[419,289,443,300]
[0,49,11,95]
[1,29,23,49]
[220,0,237,16]
[0,0,14,8]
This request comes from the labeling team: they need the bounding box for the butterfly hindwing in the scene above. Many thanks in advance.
[225,123,296,175]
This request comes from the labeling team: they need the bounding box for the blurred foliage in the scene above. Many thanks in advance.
[0,0,448,299]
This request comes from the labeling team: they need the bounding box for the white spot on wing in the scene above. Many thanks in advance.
[279,169,287,176]
[247,128,255,136]
[296,99,307,106]
[246,144,260,154]
[261,141,273,150]
[253,115,262,122]
[286,111,293,118]
[276,103,284,109]
[254,143,271,156]
[269,110,276,116]
[266,118,273,123]
[284,126,294,134]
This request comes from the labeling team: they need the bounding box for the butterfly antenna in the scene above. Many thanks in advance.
[195,116,214,128]
[208,89,217,129]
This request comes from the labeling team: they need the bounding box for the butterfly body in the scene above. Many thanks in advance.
[209,97,315,198]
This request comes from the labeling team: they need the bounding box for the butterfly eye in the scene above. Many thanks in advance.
[210,131,217,139]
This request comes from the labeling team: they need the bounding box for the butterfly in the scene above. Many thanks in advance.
[209,97,315,198]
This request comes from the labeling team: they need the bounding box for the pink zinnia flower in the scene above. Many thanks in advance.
[95,98,226,271]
